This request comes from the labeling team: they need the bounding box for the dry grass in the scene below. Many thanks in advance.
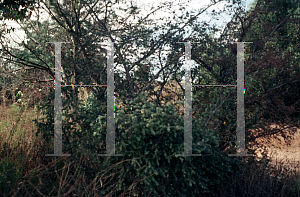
[219,155,300,197]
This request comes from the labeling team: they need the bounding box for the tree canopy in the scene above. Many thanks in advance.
[0,0,36,21]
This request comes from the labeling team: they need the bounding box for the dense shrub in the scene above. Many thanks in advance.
[34,89,243,196]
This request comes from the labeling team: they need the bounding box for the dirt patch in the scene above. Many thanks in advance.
[250,123,300,175]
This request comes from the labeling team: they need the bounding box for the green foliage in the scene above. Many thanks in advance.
[0,0,35,21]
[243,0,300,125]
[0,156,24,194]
[34,89,243,196]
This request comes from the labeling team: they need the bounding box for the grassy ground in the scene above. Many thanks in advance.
[1,103,300,196]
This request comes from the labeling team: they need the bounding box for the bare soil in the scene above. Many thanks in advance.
[250,123,300,176]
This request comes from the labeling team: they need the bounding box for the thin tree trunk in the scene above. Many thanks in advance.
[70,37,78,129]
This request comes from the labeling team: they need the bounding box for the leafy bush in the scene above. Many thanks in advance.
[34,89,243,196]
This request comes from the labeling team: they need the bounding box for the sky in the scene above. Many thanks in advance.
[2,0,256,82]
[3,0,256,46]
